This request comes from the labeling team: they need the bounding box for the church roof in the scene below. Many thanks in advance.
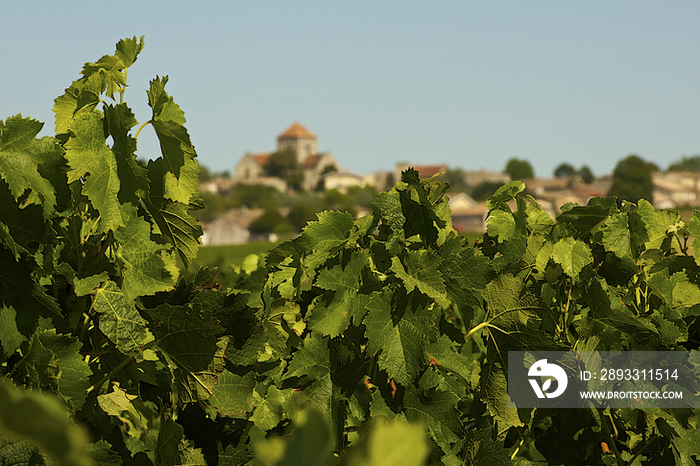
[277,122,316,140]
[302,154,324,168]
[249,152,272,166]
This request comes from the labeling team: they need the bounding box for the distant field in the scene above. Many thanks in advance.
[190,240,283,271]
[189,231,485,271]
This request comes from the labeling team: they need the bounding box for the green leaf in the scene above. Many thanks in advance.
[462,428,511,466]
[284,334,364,446]
[207,371,256,419]
[689,211,700,266]
[73,271,109,297]
[339,420,429,466]
[0,179,47,257]
[0,437,44,466]
[115,36,145,68]
[97,384,161,460]
[525,196,555,234]
[486,209,516,243]
[300,210,355,274]
[104,104,148,204]
[64,111,133,233]
[0,115,59,218]
[603,212,633,259]
[552,237,593,278]
[250,384,286,431]
[147,77,199,194]
[114,216,178,301]
[482,274,540,329]
[144,199,202,267]
[0,305,26,360]
[372,190,405,233]
[0,380,92,466]
[193,290,265,365]
[390,249,446,300]
[0,250,62,334]
[404,387,461,447]
[37,330,92,413]
[486,180,525,210]
[81,54,126,100]
[363,290,439,386]
[255,407,332,466]
[147,76,186,125]
[556,198,616,240]
[94,281,148,356]
[309,251,370,337]
[143,303,223,374]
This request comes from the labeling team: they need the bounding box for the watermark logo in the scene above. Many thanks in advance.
[528,359,568,398]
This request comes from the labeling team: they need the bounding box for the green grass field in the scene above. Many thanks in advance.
[189,231,484,272]
[189,240,284,271]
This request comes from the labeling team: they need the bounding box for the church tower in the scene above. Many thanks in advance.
[276,122,318,164]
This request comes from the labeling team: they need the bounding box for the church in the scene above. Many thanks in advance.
[234,122,338,191]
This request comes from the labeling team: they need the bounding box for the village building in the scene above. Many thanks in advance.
[395,162,448,182]
[200,207,264,245]
[235,122,338,191]
[652,171,700,209]
[322,169,366,193]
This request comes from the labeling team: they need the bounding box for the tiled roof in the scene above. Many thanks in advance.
[302,154,324,168]
[278,122,316,140]
[250,152,272,166]
[412,164,447,179]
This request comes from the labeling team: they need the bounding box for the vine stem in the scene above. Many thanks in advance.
[625,433,659,466]
[464,321,489,340]
[134,120,152,139]
[86,355,134,394]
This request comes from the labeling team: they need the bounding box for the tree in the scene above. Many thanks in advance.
[199,164,212,182]
[265,149,304,190]
[668,155,700,172]
[471,181,505,201]
[442,168,469,192]
[608,154,655,204]
[504,158,534,180]
[249,208,294,235]
[553,163,576,178]
[579,165,594,183]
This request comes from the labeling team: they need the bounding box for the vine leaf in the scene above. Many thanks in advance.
[284,333,364,447]
[143,303,226,402]
[390,249,446,301]
[207,371,256,419]
[552,237,593,279]
[689,211,700,266]
[143,303,223,373]
[310,250,369,337]
[143,199,202,267]
[0,115,59,218]
[115,36,145,68]
[0,380,92,466]
[64,111,132,233]
[38,331,92,413]
[403,387,461,448]
[364,290,438,386]
[0,249,62,333]
[114,217,179,301]
[300,210,355,275]
[94,281,148,357]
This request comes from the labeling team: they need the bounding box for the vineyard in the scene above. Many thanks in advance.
[2,37,700,466]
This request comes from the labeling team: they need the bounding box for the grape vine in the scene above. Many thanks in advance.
[1,37,700,466]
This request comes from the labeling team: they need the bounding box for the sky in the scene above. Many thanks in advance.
[3,1,700,179]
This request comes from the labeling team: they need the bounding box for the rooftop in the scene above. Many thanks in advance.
[277,122,316,140]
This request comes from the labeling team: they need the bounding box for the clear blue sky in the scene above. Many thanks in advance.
[4,1,700,179]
